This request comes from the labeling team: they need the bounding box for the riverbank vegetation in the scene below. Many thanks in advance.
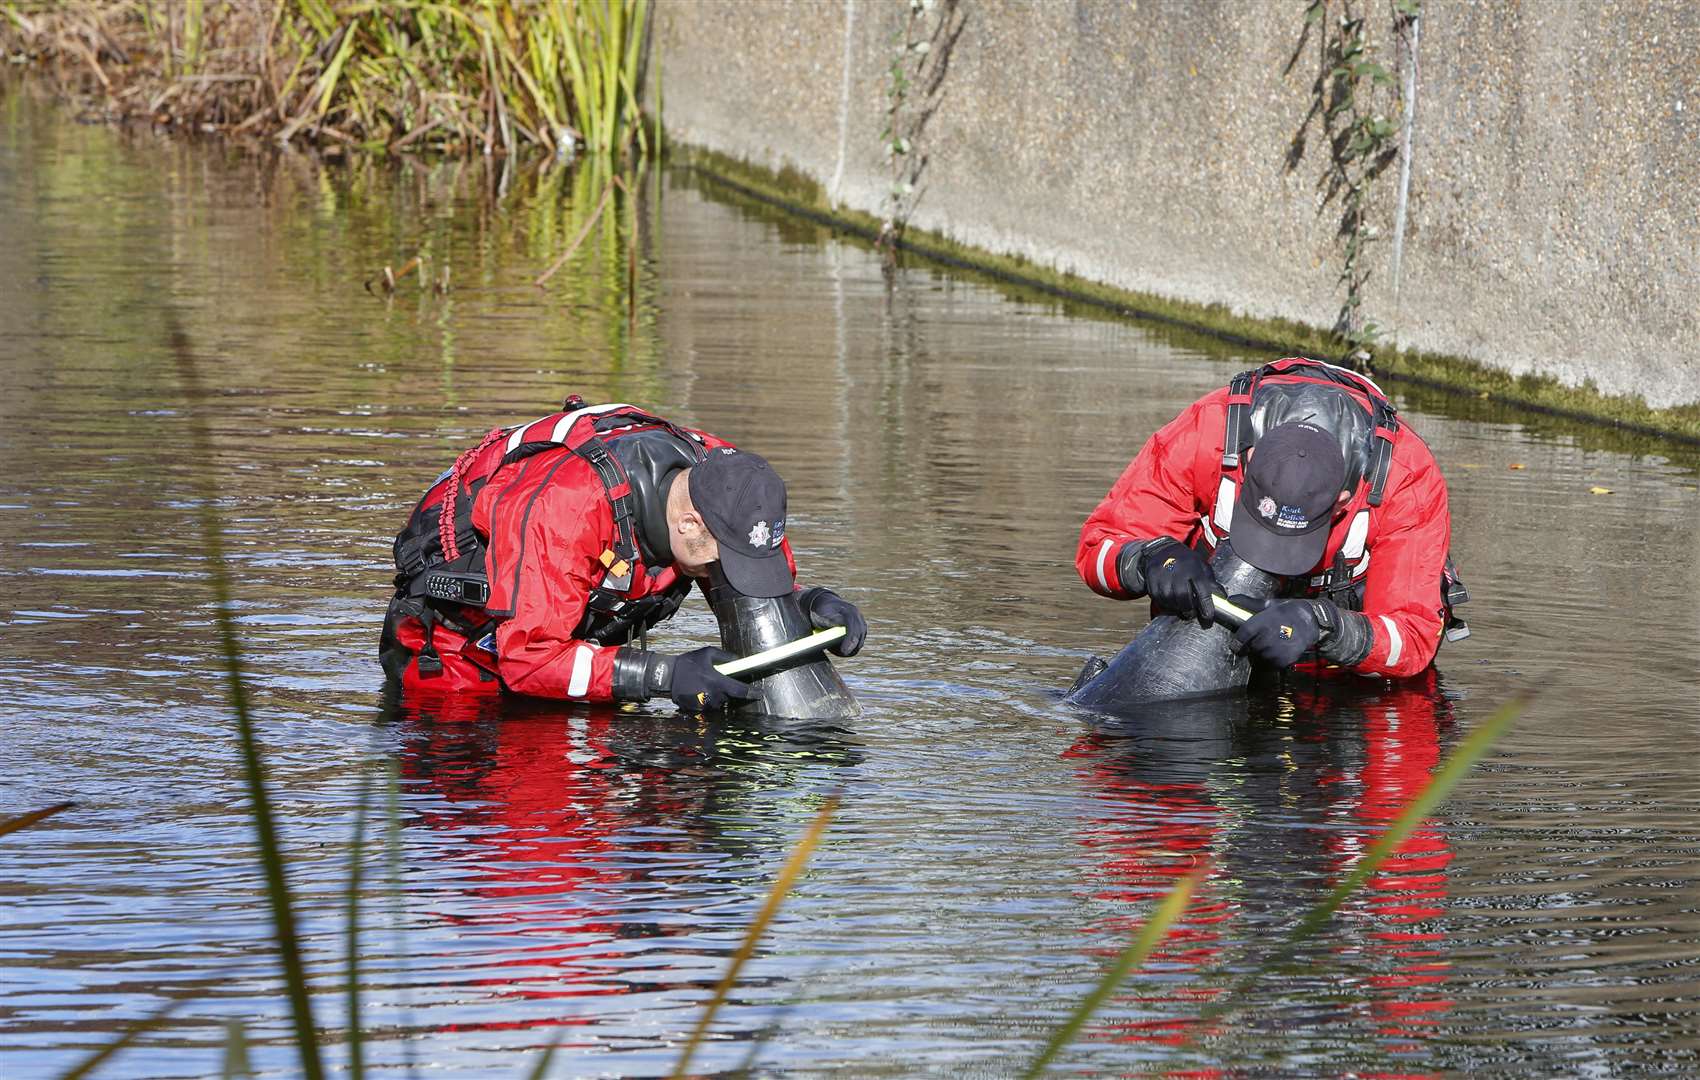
[0,0,655,159]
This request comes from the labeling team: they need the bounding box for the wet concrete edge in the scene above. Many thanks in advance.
[681,144,1700,451]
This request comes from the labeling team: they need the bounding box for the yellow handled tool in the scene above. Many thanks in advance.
[713,626,848,678]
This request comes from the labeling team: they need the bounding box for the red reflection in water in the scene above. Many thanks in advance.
[1305,670,1456,1053]
[1067,671,1456,1062]
[390,691,841,1035]
[1064,730,1230,1049]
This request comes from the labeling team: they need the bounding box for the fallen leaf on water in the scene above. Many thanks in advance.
[1460,463,1482,469]
[1589,485,1614,495]
[1508,463,1526,470]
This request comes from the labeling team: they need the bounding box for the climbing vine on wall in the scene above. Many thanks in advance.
[1288,0,1419,368]
[878,0,965,266]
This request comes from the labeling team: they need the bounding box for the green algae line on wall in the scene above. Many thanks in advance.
[678,144,1700,449]
[655,1,1700,427]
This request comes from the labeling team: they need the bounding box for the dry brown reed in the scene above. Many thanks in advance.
[1,1,653,160]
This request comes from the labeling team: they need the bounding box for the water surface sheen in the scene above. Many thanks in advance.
[2,91,1697,1078]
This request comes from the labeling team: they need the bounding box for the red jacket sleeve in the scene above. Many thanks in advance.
[1077,392,1225,597]
[1351,434,1451,677]
[476,456,620,701]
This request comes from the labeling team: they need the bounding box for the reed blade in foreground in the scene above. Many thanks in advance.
[0,801,74,838]
[55,1000,181,1080]
[670,796,840,1079]
[1020,862,1208,1079]
[1172,691,1530,1057]
[168,316,325,1080]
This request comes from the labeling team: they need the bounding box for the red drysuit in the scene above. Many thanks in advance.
[1077,360,1453,678]
[383,407,795,700]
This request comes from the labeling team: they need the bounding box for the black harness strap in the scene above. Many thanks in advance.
[1365,422,1397,506]
[572,437,638,598]
[415,607,443,676]
[1222,371,1255,468]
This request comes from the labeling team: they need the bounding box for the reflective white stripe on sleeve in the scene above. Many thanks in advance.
[549,401,633,443]
[1341,509,1371,560]
[505,416,545,454]
[1094,539,1116,593]
[1213,477,1237,532]
[1379,615,1403,667]
[567,643,596,697]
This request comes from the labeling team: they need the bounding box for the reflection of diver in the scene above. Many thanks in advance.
[1066,670,1457,1049]
[390,693,860,1032]
[1293,670,1457,1044]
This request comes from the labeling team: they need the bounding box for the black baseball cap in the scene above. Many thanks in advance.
[688,447,794,597]
[1230,422,1346,576]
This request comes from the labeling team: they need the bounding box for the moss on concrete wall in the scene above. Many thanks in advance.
[657,0,1700,440]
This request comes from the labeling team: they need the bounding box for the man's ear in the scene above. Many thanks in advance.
[1335,489,1352,507]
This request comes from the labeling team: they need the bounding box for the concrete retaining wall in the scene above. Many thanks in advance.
[656,0,1700,409]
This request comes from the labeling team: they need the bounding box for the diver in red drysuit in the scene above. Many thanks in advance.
[381,403,865,710]
[1076,358,1464,679]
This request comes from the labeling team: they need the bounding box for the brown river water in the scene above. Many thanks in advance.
[2,87,1698,1078]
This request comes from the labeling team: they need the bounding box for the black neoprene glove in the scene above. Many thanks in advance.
[1227,596,1375,669]
[1136,538,1219,624]
[612,646,755,711]
[797,587,866,656]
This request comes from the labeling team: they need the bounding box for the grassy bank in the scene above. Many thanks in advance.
[681,146,1700,448]
[0,0,654,159]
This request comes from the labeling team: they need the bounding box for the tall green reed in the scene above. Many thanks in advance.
[0,801,74,837]
[57,1002,184,1080]
[2,1,657,161]
[1178,691,1527,1048]
[343,773,377,1080]
[219,1019,254,1079]
[166,317,326,1080]
[1021,862,1209,1080]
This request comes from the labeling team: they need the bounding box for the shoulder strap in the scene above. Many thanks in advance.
[1222,370,1256,468]
[561,404,708,598]
[1365,422,1396,506]
[573,436,639,593]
